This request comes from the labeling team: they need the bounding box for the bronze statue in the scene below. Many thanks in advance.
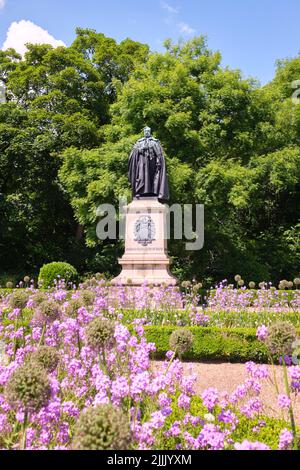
[128,127,169,201]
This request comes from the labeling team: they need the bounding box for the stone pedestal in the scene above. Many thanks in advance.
[111,198,177,286]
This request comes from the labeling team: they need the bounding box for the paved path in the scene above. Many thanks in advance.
[154,361,300,423]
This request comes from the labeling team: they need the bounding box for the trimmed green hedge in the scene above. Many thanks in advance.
[142,325,275,363]
[38,262,78,288]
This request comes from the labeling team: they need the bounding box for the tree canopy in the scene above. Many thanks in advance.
[0,30,299,283]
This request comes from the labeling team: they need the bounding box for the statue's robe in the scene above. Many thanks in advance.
[128,137,169,201]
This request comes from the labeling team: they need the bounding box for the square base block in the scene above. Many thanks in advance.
[111,198,178,286]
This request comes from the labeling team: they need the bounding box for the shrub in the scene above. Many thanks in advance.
[208,310,300,328]
[231,414,290,450]
[140,326,271,363]
[38,262,78,289]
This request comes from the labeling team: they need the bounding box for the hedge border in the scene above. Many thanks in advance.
[141,325,300,364]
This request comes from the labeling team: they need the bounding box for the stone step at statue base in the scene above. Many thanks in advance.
[112,260,177,286]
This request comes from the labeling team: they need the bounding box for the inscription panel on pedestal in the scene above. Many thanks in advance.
[134,215,156,246]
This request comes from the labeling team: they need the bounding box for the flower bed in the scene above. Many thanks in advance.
[0,286,299,450]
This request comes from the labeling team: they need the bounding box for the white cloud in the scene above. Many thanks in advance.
[160,2,195,37]
[178,22,196,36]
[0,0,5,10]
[2,20,66,56]
[161,1,178,15]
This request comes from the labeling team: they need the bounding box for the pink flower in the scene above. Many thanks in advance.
[197,424,225,450]
[277,394,291,409]
[278,429,293,450]
[202,388,219,411]
[256,325,268,341]
[240,398,263,418]
[178,393,191,410]
[234,440,270,450]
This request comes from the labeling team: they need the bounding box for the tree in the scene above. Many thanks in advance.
[0,31,150,279]
[71,28,149,101]
[1,32,299,283]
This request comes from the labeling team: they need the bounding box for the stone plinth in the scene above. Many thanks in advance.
[111,198,177,286]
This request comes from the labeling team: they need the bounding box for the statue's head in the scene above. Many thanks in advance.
[143,126,151,138]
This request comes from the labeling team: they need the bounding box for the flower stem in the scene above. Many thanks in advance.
[282,359,298,450]
[20,411,28,450]
[165,350,177,375]
[38,323,46,348]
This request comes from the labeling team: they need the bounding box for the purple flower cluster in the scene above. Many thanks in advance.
[207,281,300,313]
[0,283,298,450]
[256,325,268,341]
[234,440,270,450]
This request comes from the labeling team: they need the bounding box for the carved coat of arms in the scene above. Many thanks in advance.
[134,216,156,246]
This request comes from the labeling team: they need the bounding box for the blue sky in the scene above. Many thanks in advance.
[1,0,300,84]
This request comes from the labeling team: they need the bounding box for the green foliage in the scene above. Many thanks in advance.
[158,393,288,450]
[116,308,192,326]
[58,37,300,282]
[230,414,289,450]
[38,262,78,288]
[142,326,271,363]
[1,31,300,282]
[0,31,148,278]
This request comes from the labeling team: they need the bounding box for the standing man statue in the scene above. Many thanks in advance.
[128,127,169,202]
